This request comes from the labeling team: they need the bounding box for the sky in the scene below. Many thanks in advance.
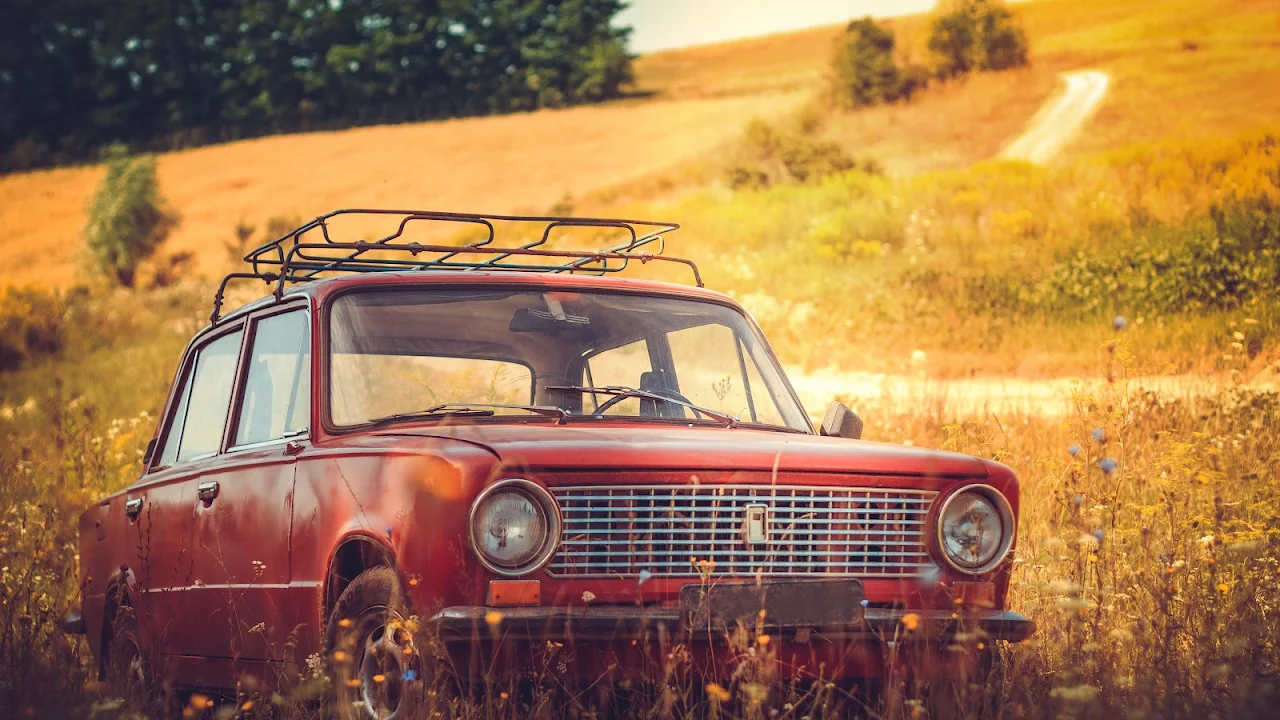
[616,0,941,54]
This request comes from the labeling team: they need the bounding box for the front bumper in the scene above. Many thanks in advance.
[427,605,1035,644]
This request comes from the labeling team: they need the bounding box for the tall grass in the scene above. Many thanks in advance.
[609,131,1280,377]
[1,132,1278,718]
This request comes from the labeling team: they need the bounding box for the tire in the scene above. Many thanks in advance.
[102,600,156,711]
[325,567,425,720]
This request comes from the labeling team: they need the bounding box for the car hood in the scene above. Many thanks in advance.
[373,422,989,478]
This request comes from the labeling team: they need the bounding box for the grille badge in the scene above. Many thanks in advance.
[743,503,769,545]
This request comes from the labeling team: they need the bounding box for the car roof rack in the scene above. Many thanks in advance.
[211,208,697,323]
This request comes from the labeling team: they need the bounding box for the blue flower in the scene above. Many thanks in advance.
[860,599,870,607]
[1099,458,1117,474]
[1073,494,1085,507]
[403,669,418,682]
[1091,528,1105,545]
[1113,316,1128,331]
[1091,427,1106,443]
[1068,444,1081,456]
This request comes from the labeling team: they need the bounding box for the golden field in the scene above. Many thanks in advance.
[3,0,1280,716]
[2,0,1278,287]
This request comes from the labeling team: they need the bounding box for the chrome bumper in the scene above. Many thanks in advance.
[427,606,1034,644]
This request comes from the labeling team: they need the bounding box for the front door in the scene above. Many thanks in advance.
[185,306,311,669]
[138,323,246,676]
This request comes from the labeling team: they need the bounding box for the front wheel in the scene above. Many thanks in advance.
[325,567,426,720]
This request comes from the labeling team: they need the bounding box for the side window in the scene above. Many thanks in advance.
[583,339,651,414]
[158,329,244,465]
[235,310,310,446]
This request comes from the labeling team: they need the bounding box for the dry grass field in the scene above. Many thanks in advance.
[0,92,805,286]
[2,0,1276,288]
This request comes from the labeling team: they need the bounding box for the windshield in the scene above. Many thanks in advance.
[327,287,810,431]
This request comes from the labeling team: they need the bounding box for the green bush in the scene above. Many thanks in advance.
[831,18,907,108]
[726,120,874,189]
[929,0,1029,79]
[83,145,179,287]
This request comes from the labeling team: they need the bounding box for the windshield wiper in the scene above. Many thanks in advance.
[369,403,567,426]
[547,385,738,428]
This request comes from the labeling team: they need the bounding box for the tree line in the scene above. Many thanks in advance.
[831,0,1029,109]
[0,0,633,172]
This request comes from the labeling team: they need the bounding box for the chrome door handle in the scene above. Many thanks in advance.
[197,481,220,503]
[124,498,143,519]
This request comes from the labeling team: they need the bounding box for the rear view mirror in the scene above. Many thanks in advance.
[142,438,157,465]
[820,402,864,440]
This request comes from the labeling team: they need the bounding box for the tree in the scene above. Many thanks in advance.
[830,17,904,108]
[928,0,1028,79]
[83,145,179,287]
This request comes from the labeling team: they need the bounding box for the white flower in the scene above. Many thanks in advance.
[581,591,596,603]
[1198,535,1215,546]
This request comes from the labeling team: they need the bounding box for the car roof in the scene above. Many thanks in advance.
[211,270,742,328]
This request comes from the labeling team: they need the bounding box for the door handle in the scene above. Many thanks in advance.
[197,481,220,504]
[124,498,143,519]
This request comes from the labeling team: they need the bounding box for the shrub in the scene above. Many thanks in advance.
[83,145,179,287]
[0,287,64,372]
[830,17,905,108]
[726,120,869,189]
[929,0,1029,79]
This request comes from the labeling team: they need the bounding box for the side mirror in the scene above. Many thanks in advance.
[820,402,864,440]
[142,438,157,465]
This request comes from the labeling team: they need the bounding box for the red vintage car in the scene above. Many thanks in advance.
[67,210,1031,717]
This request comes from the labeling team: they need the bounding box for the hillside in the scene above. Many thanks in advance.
[0,0,1278,287]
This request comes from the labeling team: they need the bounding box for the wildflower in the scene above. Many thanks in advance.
[1198,535,1215,546]
[484,610,503,626]
[1217,583,1230,594]
[757,634,771,646]
[1112,316,1127,330]
[1099,458,1117,474]
[581,590,596,603]
[1068,444,1081,456]
[240,701,254,711]
[500,692,509,700]
[403,669,418,682]
[705,683,731,702]
[332,650,349,663]
[860,599,870,607]
[372,673,386,683]
[1091,528,1105,545]
[901,613,921,631]
[1091,427,1106,443]
[638,569,653,585]
[338,618,353,628]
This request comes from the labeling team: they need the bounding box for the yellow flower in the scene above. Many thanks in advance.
[901,613,921,631]
[1218,582,1230,594]
[705,682,731,702]
[372,673,386,684]
[338,618,353,628]
[485,610,504,626]
[757,634,771,646]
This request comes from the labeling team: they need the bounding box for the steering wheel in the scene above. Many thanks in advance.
[594,387,703,419]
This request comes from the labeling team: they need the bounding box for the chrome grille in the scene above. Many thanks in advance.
[548,485,937,578]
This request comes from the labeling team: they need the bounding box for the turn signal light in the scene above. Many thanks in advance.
[487,579,541,606]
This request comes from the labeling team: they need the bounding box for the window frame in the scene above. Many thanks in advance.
[226,301,314,454]
[146,319,248,473]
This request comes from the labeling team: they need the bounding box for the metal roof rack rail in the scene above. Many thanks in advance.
[210,208,695,323]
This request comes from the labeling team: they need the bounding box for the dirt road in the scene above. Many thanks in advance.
[1000,70,1109,163]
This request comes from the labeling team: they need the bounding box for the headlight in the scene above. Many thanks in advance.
[468,479,561,576]
[937,485,1014,574]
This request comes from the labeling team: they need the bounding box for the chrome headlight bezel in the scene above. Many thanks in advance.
[467,478,562,577]
[935,484,1015,575]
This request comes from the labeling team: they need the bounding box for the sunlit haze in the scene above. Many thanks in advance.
[617,0,940,53]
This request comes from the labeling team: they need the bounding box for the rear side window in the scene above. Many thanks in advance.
[158,329,244,466]
[234,311,310,446]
